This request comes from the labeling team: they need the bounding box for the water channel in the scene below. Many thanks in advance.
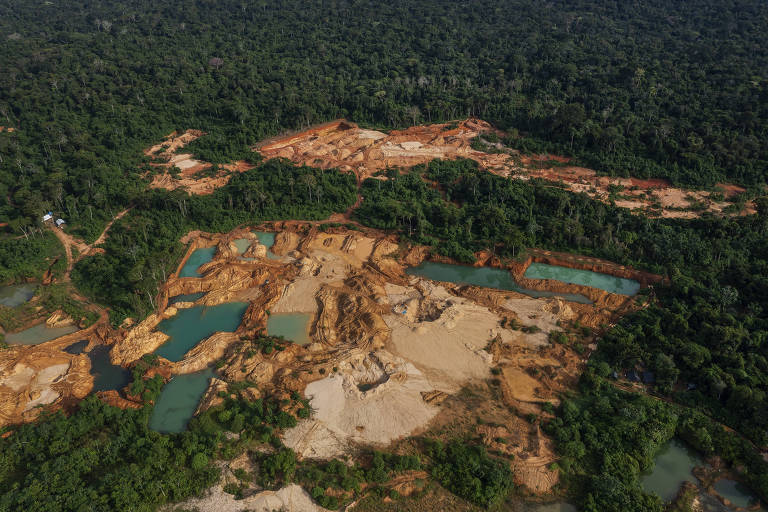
[524,262,640,295]
[405,262,593,303]
[178,247,216,278]
[5,323,78,345]
[65,341,132,392]
[149,368,215,433]
[0,284,36,307]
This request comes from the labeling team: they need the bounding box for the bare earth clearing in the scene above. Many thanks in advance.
[107,224,652,499]
[5,119,714,509]
[147,130,254,195]
[258,119,753,219]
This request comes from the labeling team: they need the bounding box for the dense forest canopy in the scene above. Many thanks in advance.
[1,0,768,241]
[2,0,768,510]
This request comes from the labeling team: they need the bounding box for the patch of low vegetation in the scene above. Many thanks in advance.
[424,439,513,509]
[0,231,64,284]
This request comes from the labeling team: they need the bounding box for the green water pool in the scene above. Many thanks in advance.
[267,312,312,345]
[641,439,703,502]
[0,284,36,307]
[178,247,216,278]
[65,342,131,392]
[524,262,640,295]
[5,324,78,345]
[405,262,592,304]
[149,368,215,433]
[713,478,761,509]
[154,302,248,361]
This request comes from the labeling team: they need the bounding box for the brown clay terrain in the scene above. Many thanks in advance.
[0,311,112,428]
[146,130,254,194]
[105,223,654,495]
[258,119,754,218]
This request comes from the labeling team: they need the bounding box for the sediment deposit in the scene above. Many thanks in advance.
[106,223,655,493]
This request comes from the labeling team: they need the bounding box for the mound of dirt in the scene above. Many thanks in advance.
[259,118,504,183]
[382,281,515,390]
[174,483,328,512]
[284,351,439,458]
[0,345,93,427]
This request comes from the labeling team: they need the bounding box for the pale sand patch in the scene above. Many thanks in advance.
[171,483,326,512]
[21,362,70,410]
[34,363,69,385]
[501,367,556,405]
[282,419,349,459]
[307,234,375,268]
[272,278,322,314]
[171,154,204,170]
[0,364,36,391]
[358,129,387,140]
[383,281,505,389]
[502,297,576,347]
[284,351,439,458]
[24,388,60,411]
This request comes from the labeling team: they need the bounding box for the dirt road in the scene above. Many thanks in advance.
[47,207,132,279]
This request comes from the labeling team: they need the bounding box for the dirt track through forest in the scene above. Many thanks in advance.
[48,207,132,279]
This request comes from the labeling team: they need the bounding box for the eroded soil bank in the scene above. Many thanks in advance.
[0,313,113,428]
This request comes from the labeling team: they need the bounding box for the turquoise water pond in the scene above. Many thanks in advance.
[65,341,131,392]
[178,247,216,278]
[149,368,215,433]
[5,324,78,345]
[406,262,592,304]
[713,478,761,509]
[0,284,36,307]
[154,302,248,362]
[169,292,205,304]
[524,262,640,295]
[267,313,312,345]
[642,439,704,502]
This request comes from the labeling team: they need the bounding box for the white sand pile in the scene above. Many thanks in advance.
[283,351,439,458]
[173,483,326,512]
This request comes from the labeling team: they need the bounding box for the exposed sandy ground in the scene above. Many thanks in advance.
[382,282,497,390]
[0,308,115,428]
[146,130,254,195]
[258,119,754,218]
[108,224,651,494]
[284,351,439,458]
[169,483,327,512]
[0,345,92,427]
